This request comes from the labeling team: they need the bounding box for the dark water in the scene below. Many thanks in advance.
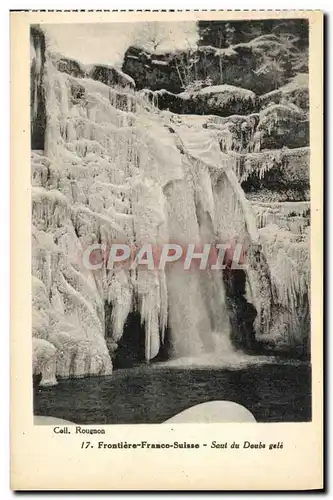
[34,363,311,424]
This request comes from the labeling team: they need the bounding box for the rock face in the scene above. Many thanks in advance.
[153,85,257,117]
[31,26,46,150]
[55,56,136,89]
[223,268,257,352]
[239,148,310,201]
[122,32,308,95]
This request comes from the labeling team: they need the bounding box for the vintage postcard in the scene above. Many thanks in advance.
[10,10,323,490]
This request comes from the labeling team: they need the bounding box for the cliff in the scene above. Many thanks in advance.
[122,33,308,95]
[55,55,136,89]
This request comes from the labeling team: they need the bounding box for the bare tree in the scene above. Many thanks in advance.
[133,22,169,52]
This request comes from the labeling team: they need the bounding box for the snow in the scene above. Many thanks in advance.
[275,73,308,93]
[151,59,169,66]
[197,84,256,101]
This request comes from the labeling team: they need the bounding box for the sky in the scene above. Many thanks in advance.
[44,22,198,68]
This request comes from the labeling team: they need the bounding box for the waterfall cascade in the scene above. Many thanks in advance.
[31,28,309,385]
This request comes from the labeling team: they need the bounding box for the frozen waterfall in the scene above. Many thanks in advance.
[31,29,299,384]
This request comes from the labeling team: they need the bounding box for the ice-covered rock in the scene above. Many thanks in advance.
[252,201,310,234]
[55,55,136,89]
[255,103,309,150]
[260,73,309,111]
[154,85,257,117]
[32,338,58,386]
[258,224,310,356]
[230,147,310,203]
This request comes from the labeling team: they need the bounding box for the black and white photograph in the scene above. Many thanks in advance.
[31,17,312,426]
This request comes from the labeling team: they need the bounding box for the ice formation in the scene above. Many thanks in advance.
[31,28,310,383]
[231,147,309,186]
[253,201,310,233]
[258,224,310,349]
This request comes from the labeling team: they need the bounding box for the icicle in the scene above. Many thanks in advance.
[107,270,133,342]
[258,224,310,335]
